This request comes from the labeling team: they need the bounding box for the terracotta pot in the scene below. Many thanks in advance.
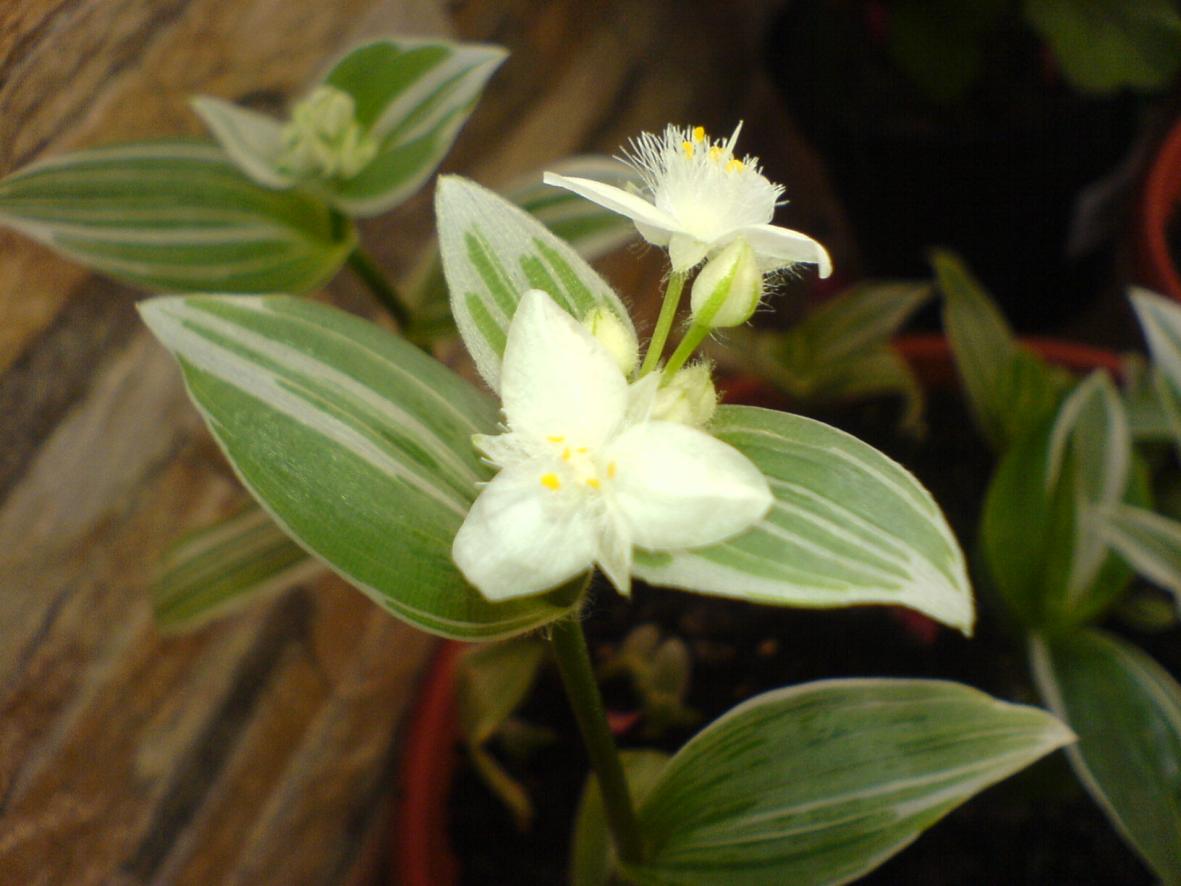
[1137,114,1181,302]
[392,333,1123,885]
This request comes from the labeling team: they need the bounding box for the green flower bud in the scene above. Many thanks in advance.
[582,306,638,375]
[653,362,717,427]
[278,86,378,180]
[689,238,763,328]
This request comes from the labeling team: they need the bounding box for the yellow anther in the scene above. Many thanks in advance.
[681,140,694,158]
[708,145,723,162]
[562,447,571,462]
[726,157,745,173]
[586,478,602,490]
[607,462,617,478]
[540,472,561,490]
[692,126,706,143]
[547,435,565,443]
[576,447,588,454]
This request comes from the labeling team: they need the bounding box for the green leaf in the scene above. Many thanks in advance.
[623,679,1072,885]
[1132,287,1181,390]
[0,140,354,293]
[436,174,635,391]
[935,250,1070,450]
[153,505,323,631]
[1030,630,1181,882]
[1096,503,1181,610]
[189,97,294,190]
[407,156,639,343]
[634,405,975,634]
[1024,0,1181,94]
[139,294,582,640]
[457,638,548,746]
[327,39,507,217]
[572,751,669,886]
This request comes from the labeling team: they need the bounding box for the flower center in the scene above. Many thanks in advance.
[538,435,616,493]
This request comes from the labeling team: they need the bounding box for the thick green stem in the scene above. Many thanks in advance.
[639,271,687,377]
[347,246,413,330]
[662,321,711,379]
[549,617,645,866]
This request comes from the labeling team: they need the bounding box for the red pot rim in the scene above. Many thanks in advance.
[1138,114,1181,302]
[393,333,1123,886]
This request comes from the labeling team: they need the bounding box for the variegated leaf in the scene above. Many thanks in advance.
[0,140,354,293]
[1095,503,1181,608]
[1031,630,1181,882]
[139,294,582,640]
[436,174,635,392]
[634,405,975,634]
[624,679,1072,885]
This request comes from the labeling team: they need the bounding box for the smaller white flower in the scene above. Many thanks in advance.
[278,86,378,181]
[543,123,832,275]
[452,290,772,601]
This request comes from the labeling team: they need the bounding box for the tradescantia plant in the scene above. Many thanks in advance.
[936,253,1181,882]
[3,34,1077,883]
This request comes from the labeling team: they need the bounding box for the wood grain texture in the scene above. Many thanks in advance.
[0,0,848,882]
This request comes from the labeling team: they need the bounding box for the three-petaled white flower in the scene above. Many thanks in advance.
[543,123,832,275]
[452,290,772,601]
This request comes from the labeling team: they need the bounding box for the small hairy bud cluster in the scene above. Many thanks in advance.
[278,86,378,180]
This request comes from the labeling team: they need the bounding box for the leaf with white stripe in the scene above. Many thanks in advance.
[1031,630,1181,883]
[1096,503,1181,609]
[1132,287,1181,391]
[153,505,324,631]
[408,156,639,343]
[0,140,354,293]
[622,679,1072,885]
[634,405,975,634]
[436,174,635,391]
[326,39,506,217]
[139,294,582,640]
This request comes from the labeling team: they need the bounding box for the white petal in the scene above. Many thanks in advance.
[190,96,296,190]
[606,421,772,550]
[595,510,634,597]
[625,372,662,425]
[544,173,681,236]
[452,462,597,601]
[501,290,628,447]
[634,221,672,247]
[668,233,710,272]
[735,224,832,277]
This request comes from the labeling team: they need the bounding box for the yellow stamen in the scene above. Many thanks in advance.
[540,472,561,490]
[726,157,745,173]
[547,435,565,443]
[562,447,571,462]
[692,126,706,143]
[586,478,601,490]
[607,462,617,478]
[681,140,694,158]
[576,447,588,454]
[708,145,723,162]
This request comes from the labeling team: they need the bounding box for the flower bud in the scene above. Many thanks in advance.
[689,238,762,328]
[653,362,717,427]
[279,86,378,180]
[582,306,638,375]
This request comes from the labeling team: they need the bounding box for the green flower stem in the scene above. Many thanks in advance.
[662,321,711,379]
[639,271,687,377]
[549,616,646,866]
[347,246,413,330]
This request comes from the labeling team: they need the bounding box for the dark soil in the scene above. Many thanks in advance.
[448,393,1164,884]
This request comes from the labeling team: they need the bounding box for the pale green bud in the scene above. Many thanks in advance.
[689,238,763,328]
[278,85,378,180]
[582,306,638,375]
[653,362,717,427]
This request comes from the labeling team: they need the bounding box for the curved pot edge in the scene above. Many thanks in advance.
[1137,114,1181,302]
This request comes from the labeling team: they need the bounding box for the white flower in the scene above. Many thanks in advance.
[543,123,832,275]
[452,290,772,601]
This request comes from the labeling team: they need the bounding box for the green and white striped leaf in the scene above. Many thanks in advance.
[326,39,506,216]
[195,39,506,217]
[0,140,354,293]
[1132,287,1181,391]
[634,405,975,634]
[407,155,639,342]
[153,505,323,631]
[139,294,582,640]
[436,174,635,391]
[622,679,1072,885]
[1096,503,1181,609]
[936,250,1070,450]
[1031,630,1181,882]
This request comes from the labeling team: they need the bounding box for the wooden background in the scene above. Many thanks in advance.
[0,1,846,882]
